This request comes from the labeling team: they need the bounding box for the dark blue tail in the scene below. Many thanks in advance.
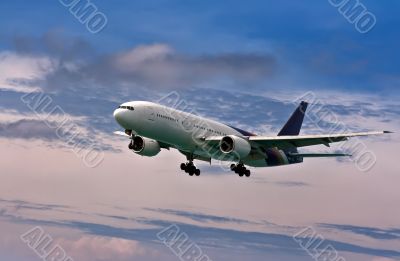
[278,101,308,136]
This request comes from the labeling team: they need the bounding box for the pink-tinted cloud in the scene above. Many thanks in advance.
[57,236,158,261]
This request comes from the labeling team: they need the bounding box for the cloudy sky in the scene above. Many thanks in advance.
[0,0,399,260]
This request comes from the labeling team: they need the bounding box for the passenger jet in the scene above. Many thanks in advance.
[113,101,390,177]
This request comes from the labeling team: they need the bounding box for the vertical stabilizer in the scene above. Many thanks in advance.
[278,101,308,136]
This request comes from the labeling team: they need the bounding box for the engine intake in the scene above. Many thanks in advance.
[130,136,160,157]
[220,135,251,159]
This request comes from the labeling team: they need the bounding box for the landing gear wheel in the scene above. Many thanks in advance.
[231,163,251,177]
[189,165,196,173]
[128,141,134,150]
[180,163,186,170]
[180,161,200,177]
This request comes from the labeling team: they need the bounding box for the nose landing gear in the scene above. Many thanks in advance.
[231,163,251,177]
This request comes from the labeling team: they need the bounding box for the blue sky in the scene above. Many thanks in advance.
[0,1,399,261]
[1,0,399,94]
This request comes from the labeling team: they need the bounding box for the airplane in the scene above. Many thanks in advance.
[113,100,391,177]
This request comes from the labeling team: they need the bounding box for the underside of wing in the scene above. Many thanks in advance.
[249,131,391,149]
[288,153,351,157]
[113,131,171,149]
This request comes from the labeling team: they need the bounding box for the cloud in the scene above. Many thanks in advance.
[0,117,117,153]
[320,224,400,240]
[273,181,310,187]
[11,30,94,60]
[145,208,256,225]
[42,43,277,92]
[3,32,277,93]
[0,198,67,212]
[1,201,399,260]
[57,236,156,261]
[0,51,55,92]
[0,119,58,140]
[372,257,397,261]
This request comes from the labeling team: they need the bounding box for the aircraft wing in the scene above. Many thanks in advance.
[248,131,391,149]
[113,131,130,137]
[113,131,171,149]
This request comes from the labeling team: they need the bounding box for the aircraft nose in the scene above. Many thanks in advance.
[114,107,133,129]
[113,108,124,125]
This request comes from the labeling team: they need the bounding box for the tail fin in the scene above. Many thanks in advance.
[278,101,308,136]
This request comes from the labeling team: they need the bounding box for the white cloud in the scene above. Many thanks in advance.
[57,236,157,261]
[114,44,174,70]
[0,51,56,92]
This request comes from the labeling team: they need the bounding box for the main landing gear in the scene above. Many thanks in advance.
[128,131,135,150]
[180,162,201,176]
[128,140,134,150]
[231,163,251,177]
[180,154,200,177]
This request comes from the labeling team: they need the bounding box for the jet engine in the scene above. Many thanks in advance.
[219,135,251,159]
[129,136,161,157]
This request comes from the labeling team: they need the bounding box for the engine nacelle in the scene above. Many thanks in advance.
[130,136,161,157]
[219,135,251,159]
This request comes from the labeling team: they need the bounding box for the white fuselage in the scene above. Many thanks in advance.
[113,101,286,167]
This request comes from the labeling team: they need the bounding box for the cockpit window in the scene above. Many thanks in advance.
[119,106,134,111]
